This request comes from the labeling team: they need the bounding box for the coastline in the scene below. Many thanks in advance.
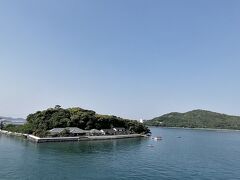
[0,130,28,137]
[0,130,146,143]
[149,126,240,132]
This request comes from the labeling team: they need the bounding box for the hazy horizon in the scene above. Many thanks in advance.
[1,0,240,119]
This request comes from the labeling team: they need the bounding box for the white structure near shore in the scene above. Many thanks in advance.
[28,134,144,143]
[0,129,146,143]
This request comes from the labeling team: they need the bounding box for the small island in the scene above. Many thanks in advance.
[1,105,150,143]
[145,109,240,130]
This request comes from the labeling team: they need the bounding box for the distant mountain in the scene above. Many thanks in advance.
[0,116,26,125]
[144,110,240,130]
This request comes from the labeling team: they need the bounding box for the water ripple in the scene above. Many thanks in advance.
[1,128,240,179]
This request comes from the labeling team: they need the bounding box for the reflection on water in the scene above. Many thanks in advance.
[34,137,146,154]
[1,128,240,180]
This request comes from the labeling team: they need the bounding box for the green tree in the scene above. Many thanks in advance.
[10,106,150,137]
[0,121,3,130]
[55,105,61,109]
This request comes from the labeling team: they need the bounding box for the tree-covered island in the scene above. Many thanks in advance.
[145,110,240,130]
[3,106,150,137]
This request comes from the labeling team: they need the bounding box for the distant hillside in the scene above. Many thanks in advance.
[0,116,25,125]
[144,110,240,130]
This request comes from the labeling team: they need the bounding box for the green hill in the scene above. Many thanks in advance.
[144,110,240,130]
[3,106,150,137]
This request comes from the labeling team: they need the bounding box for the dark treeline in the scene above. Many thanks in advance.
[3,106,150,137]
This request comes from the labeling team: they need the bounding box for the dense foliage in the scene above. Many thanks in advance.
[145,110,240,130]
[3,106,150,137]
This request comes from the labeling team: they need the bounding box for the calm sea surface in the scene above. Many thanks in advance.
[1,127,240,180]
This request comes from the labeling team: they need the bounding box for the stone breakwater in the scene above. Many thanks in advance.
[0,130,145,143]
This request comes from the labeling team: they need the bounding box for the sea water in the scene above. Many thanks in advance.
[0,127,240,180]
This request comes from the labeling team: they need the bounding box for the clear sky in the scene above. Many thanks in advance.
[0,0,240,119]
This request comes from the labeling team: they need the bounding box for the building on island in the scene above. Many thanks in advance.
[67,127,87,136]
[49,127,130,137]
[49,128,65,135]
[101,127,128,135]
[113,127,128,135]
[113,127,125,132]
[100,129,115,135]
[89,129,103,136]
[49,127,87,136]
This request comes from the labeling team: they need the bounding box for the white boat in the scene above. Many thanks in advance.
[152,136,162,140]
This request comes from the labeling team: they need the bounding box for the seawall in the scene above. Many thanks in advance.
[0,130,145,143]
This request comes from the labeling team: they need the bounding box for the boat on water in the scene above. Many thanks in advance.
[152,136,162,140]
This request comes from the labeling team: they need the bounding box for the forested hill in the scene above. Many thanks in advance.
[144,110,240,130]
[3,106,150,137]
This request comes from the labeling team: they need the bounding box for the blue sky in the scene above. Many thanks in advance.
[0,0,240,119]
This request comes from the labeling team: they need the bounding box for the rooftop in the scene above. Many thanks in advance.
[49,127,86,134]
